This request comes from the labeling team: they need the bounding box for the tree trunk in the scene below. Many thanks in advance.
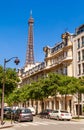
[55,94,57,109]
[65,94,67,110]
[41,99,44,111]
[78,92,80,119]
[36,101,38,114]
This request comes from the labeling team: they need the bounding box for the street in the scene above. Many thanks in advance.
[2,116,84,130]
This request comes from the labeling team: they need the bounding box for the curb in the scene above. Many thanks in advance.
[0,124,14,129]
[71,119,79,122]
[71,119,84,122]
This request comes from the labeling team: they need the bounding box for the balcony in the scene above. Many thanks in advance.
[62,56,73,63]
[22,62,46,78]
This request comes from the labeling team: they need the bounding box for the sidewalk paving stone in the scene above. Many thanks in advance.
[0,121,14,129]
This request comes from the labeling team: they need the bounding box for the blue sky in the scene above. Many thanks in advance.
[0,0,84,68]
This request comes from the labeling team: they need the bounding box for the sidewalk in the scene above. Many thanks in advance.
[71,118,84,122]
[0,121,14,129]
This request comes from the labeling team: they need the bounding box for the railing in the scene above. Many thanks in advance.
[22,62,45,77]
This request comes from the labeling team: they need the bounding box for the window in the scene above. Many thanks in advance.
[78,51,80,61]
[64,51,67,58]
[78,64,81,75]
[51,59,54,65]
[82,63,84,73]
[82,50,84,60]
[82,36,84,47]
[77,39,80,48]
[63,67,67,75]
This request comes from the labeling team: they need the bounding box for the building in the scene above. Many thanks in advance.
[73,24,84,78]
[73,24,84,115]
[18,14,84,115]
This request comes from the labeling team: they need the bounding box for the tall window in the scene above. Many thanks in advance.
[78,64,81,75]
[82,36,84,47]
[78,51,80,61]
[60,68,63,74]
[77,39,80,49]
[64,51,67,58]
[82,63,84,74]
[63,66,67,75]
[82,50,84,60]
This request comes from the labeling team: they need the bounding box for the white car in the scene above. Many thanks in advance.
[28,107,36,116]
[49,110,72,121]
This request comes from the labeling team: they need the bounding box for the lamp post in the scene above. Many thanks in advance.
[1,57,20,125]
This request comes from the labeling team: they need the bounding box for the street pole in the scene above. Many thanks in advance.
[1,59,5,125]
[1,57,20,125]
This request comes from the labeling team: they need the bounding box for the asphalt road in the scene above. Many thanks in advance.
[1,116,84,130]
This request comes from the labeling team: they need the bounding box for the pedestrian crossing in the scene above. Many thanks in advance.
[1,121,84,130]
[13,120,84,128]
[13,121,58,127]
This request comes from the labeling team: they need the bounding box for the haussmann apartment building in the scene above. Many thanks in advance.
[18,14,84,116]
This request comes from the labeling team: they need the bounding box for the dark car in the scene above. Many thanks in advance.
[14,108,33,122]
[0,107,12,119]
[5,109,16,119]
[38,109,53,118]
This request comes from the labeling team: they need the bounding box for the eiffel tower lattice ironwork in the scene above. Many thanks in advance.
[25,12,34,66]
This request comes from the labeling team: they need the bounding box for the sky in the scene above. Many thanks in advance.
[0,0,84,69]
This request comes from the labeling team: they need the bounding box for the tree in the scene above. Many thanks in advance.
[73,77,84,118]
[6,88,21,106]
[46,73,61,109]
[0,66,20,100]
[58,75,78,110]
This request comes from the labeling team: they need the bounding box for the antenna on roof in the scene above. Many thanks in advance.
[30,10,32,18]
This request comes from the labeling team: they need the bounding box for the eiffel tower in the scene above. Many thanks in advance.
[25,11,34,67]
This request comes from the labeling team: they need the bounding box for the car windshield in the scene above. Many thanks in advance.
[21,109,31,113]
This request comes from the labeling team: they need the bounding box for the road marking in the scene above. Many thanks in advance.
[34,122,48,125]
[44,121,57,125]
[14,120,84,128]
[25,122,38,126]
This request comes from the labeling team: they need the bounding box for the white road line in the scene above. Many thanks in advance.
[44,121,57,125]
[14,122,40,127]
[26,122,38,126]
[34,122,48,125]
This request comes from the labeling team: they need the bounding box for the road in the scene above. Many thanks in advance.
[2,116,84,130]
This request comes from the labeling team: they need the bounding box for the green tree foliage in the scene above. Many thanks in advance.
[6,72,84,113]
[0,66,20,99]
[6,88,21,106]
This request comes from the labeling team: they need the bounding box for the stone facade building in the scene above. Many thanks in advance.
[18,14,84,116]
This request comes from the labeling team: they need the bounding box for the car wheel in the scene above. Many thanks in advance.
[57,116,59,121]
[30,120,33,122]
[48,115,50,119]
[67,119,70,121]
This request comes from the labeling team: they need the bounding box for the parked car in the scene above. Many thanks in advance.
[5,109,16,119]
[14,108,33,122]
[28,107,36,116]
[49,110,72,121]
[0,107,12,119]
[38,109,53,118]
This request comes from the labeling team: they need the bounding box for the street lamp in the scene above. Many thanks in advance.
[1,57,20,125]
